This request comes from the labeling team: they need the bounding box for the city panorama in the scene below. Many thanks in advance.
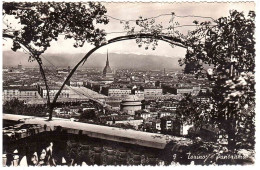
[2,1,256,166]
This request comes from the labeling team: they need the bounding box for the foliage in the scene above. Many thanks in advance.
[113,123,136,130]
[176,94,213,126]
[3,98,47,116]
[3,3,255,152]
[79,109,97,121]
[3,2,109,59]
[3,2,109,120]
[179,10,255,150]
[121,13,185,50]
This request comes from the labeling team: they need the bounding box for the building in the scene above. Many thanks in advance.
[134,90,144,100]
[143,87,163,99]
[2,87,19,101]
[135,110,151,120]
[54,106,83,116]
[37,85,70,100]
[175,86,201,95]
[103,50,114,80]
[120,95,142,115]
[18,62,22,70]
[99,115,143,129]
[160,116,193,136]
[152,119,161,132]
[158,100,178,111]
[3,86,39,101]
[176,87,193,94]
[158,111,174,118]
[105,102,121,110]
[160,116,182,136]
[69,81,84,87]
[108,87,131,98]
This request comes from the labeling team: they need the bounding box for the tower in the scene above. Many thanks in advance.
[103,50,113,79]
[18,61,22,70]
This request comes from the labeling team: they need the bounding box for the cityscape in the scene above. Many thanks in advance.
[2,1,256,167]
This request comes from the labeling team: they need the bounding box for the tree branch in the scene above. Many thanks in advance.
[2,34,51,115]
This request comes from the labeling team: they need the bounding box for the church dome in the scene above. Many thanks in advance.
[121,95,142,115]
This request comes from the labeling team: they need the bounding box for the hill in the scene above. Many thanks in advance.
[3,51,183,70]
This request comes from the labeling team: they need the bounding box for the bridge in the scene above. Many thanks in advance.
[3,114,192,150]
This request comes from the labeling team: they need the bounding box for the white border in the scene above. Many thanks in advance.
[0,0,259,170]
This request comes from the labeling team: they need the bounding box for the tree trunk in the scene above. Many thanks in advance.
[48,104,54,121]
[36,57,52,120]
[227,109,236,151]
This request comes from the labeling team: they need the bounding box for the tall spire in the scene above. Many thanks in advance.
[106,49,109,66]
[103,49,113,76]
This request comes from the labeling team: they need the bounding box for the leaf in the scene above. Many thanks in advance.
[193,20,199,25]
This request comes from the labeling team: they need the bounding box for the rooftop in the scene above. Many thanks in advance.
[3,86,37,91]
[122,95,142,102]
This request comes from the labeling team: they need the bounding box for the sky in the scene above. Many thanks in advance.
[2,1,255,59]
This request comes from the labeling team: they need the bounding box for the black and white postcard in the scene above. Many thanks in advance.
[1,0,257,167]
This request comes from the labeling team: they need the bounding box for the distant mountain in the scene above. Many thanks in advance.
[3,51,183,70]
